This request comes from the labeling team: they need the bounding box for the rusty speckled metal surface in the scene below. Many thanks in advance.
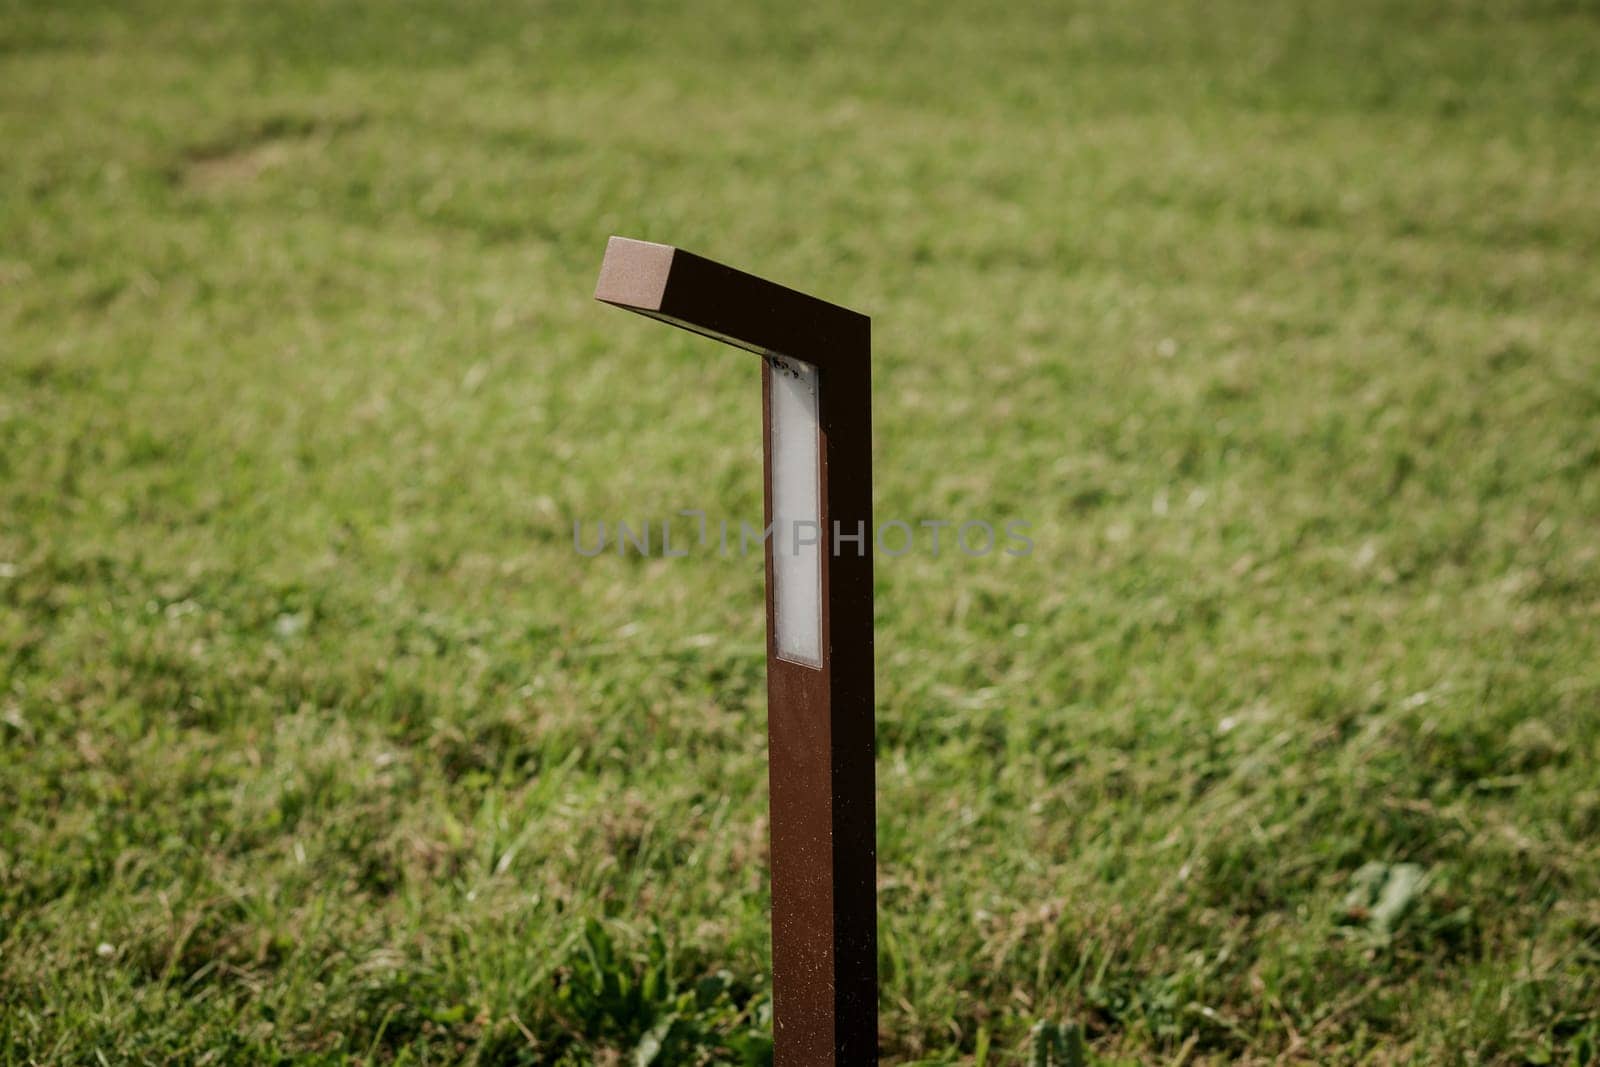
[595,236,877,1066]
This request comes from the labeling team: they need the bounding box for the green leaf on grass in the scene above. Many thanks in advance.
[1341,861,1428,936]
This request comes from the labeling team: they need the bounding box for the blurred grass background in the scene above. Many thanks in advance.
[3,0,1599,1062]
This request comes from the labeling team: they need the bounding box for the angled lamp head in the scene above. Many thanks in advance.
[594,236,868,366]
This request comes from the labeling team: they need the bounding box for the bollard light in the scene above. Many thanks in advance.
[595,236,877,1066]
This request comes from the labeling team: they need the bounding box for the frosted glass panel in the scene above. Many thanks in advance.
[769,356,822,668]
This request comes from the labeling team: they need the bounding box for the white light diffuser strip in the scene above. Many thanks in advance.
[768,355,823,668]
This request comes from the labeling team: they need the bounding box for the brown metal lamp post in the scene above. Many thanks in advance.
[594,237,877,1066]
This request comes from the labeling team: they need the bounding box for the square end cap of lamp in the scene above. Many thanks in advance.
[594,237,675,313]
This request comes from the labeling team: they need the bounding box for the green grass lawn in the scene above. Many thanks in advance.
[4,0,1600,1062]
